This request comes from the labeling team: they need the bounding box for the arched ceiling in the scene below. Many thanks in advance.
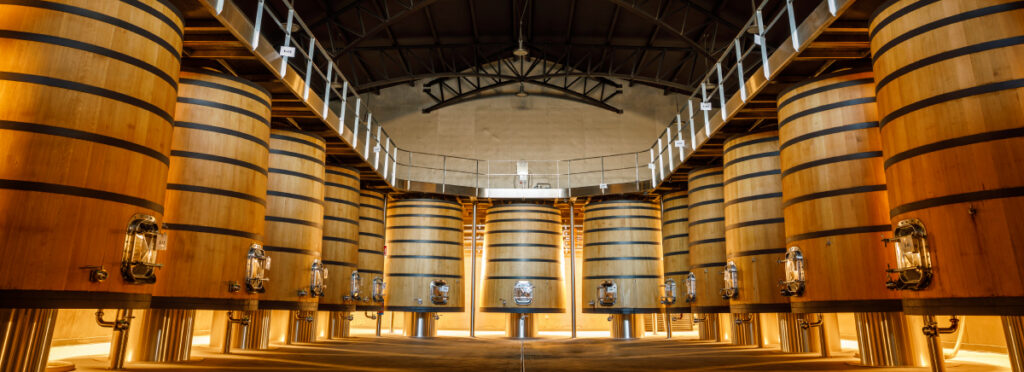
[281,0,761,105]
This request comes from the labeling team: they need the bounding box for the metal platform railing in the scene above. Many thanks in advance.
[201,0,849,197]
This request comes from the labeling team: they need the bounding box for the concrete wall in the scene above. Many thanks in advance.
[368,81,681,187]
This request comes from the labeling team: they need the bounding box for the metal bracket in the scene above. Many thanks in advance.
[923,316,959,337]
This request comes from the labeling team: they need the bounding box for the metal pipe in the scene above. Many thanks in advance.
[695,313,720,341]
[731,313,758,346]
[404,312,437,338]
[568,198,577,339]
[1002,316,1024,372]
[470,202,478,337]
[287,310,316,344]
[922,315,959,372]
[129,309,196,362]
[665,311,673,339]
[798,313,830,358]
[779,313,820,353]
[328,311,352,338]
[945,316,966,360]
[506,314,537,339]
[223,311,249,354]
[233,310,270,350]
[854,312,925,367]
[0,308,58,372]
[375,311,383,336]
[96,309,133,370]
[609,314,644,339]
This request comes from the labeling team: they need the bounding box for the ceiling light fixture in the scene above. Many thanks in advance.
[513,0,529,57]
[516,83,528,97]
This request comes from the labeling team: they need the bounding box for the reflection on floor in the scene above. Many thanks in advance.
[58,329,1011,372]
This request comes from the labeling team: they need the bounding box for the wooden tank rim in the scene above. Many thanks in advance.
[661,190,688,202]
[729,303,791,314]
[868,0,902,24]
[479,307,566,314]
[388,194,462,205]
[149,296,257,311]
[581,307,663,314]
[360,190,387,200]
[488,200,558,207]
[147,0,185,24]
[790,299,903,314]
[585,195,658,206]
[180,67,271,98]
[257,300,318,311]
[0,290,151,309]
[691,305,730,314]
[776,67,873,99]
[355,304,384,311]
[317,305,358,313]
[270,127,327,143]
[902,297,1024,316]
[777,75,875,111]
[384,306,466,313]
[722,130,780,152]
[326,165,361,175]
[665,307,692,314]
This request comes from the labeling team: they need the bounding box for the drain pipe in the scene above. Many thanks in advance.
[944,316,967,360]
[923,315,960,372]
[96,309,133,370]
[375,311,384,336]
[223,311,250,354]
[798,313,830,358]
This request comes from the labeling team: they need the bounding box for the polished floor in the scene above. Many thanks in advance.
[62,333,1009,372]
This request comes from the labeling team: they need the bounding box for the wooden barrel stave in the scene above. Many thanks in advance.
[778,69,900,313]
[0,0,182,307]
[356,190,386,311]
[723,132,790,313]
[662,190,690,313]
[582,200,664,314]
[481,203,565,313]
[320,166,360,311]
[870,0,1024,314]
[384,198,465,312]
[687,167,730,313]
[153,70,269,310]
[261,130,325,311]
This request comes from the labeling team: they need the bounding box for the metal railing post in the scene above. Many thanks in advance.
[469,202,478,337]
[568,200,577,339]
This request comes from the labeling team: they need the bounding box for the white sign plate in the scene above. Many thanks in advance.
[674,140,686,148]
[279,46,296,57]
[700,102,712,111]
